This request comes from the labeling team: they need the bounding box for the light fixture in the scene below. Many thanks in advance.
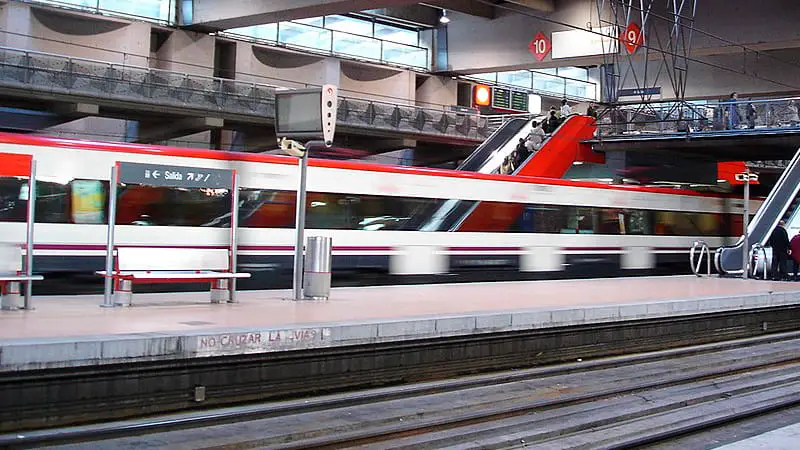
[439,9,450,24]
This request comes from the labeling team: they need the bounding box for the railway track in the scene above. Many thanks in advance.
[5,331,800,449]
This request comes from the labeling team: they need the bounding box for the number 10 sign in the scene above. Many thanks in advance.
[529,32,551,62]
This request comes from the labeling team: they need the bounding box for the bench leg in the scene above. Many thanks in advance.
[210,279,229,304]
[1,282,21,311]
[113,279,133,307]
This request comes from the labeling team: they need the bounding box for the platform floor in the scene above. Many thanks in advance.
[2,275,800,371]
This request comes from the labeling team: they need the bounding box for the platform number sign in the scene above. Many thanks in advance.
[529,31,551,62]
[622,23,644,54]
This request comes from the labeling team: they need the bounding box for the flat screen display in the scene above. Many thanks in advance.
[275,90,323,136]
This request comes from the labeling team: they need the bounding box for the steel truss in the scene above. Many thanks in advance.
[594,0,698,132]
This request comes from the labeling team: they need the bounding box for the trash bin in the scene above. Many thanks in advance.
[304,236,332,300]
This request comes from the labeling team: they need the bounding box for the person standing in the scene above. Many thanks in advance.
[560,99,572,118]
[526,121,546,151]
[726,92,740,130]
[746,101,757,129]
[790,231,800,280]
[769,220,791,281]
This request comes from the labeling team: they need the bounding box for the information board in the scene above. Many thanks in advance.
[491,87,511,110]
[118,162,232,189]
[511,91,529,112]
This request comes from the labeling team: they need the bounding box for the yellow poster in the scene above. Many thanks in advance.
[71,180,105,224]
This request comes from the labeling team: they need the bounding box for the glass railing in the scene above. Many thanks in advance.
[466,70,598,102]
[596,97,800,137]
[224,21,430,70]
[26,0,174,25]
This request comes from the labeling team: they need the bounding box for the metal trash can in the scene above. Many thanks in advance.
[303,236,332,300]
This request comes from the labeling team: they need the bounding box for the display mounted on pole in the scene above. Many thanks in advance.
[529,31,551,62]
[735,170,759,279]
[274,85,339,301]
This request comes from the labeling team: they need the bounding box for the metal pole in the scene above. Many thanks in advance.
[229,171,240,303]
[103,165,119,307]
[293,150,309,301]
[23,160,36,310]
[742,172,750,279]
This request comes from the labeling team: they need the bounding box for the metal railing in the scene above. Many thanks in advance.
[0,46,491,142]
[596,96,800,138]
[690,240,711,277]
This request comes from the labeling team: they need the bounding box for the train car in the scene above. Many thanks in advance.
[0,133,756,291]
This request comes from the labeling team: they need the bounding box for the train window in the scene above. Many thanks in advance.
[0,177,71,224]
[115,185,231,227]
[0,177,26,222]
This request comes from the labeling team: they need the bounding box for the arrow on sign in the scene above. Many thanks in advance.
[152,170,161,179]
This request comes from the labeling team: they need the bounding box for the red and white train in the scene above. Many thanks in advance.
[0,133,756,288]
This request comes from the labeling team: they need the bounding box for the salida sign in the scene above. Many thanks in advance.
[528,31,551,61]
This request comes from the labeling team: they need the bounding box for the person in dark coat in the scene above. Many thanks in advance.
[548,110,560,133]
[790,231,800,280]
[769,220,791,281]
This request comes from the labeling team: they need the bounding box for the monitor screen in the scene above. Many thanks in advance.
[275,90,323,136]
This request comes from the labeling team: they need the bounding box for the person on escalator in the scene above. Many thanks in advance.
[768,220,791,281]
[548,110,560,133]
[560,99,572,117]
[514,138,528,167]
[790,232,800,281]
[526,121,545,151]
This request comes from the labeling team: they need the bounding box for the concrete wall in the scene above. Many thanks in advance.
[0,2,150,65]
[340,62,415,106]
[154,30,216,76]
[415,76,458,108]
[235,43,341,87]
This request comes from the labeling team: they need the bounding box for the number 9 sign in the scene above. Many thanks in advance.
[528,31,551,62]
[622,23,644,54]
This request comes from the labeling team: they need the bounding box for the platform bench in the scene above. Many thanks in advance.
[96,247,251,306]
[0,244,44,310]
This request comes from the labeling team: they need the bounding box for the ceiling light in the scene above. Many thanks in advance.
[439,10,450,24]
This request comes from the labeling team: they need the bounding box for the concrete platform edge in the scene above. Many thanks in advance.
[2,290,800,371]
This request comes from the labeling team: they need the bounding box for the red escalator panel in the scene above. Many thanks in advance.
[517,115,601,178]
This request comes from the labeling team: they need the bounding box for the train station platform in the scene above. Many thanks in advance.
[2,275,800,372]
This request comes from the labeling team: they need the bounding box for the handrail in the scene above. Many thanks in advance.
[690,240,711,277]
[750,244,769,280]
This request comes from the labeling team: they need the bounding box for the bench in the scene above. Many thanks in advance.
[0,244,44,310]
[96,247,251,306]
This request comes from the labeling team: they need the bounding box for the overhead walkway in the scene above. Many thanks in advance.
[0,46,489,145]
[588,98,800,161]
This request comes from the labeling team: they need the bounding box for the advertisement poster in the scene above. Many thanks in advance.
[71,180,105,224]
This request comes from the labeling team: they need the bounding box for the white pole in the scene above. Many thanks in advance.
[293,151,309,301]
[23,160,36,309]
[102,165,119,307]
[229,171,240,303]
[742,171,750,279]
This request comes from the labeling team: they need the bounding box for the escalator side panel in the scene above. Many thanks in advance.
[458,118,529,172]
[516,115,600,178]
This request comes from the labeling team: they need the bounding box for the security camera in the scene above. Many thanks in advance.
[279,137,306,158]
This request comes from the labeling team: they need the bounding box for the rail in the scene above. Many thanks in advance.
[750,243,769,280]
[596,96,800,139]
[690,240,711,277]
[0,46,491,142]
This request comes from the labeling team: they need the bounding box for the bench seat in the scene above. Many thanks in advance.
[96,271,250,281]
[0,275,44,282]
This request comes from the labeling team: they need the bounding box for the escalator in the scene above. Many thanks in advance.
[416,115,598,232]
[457,117,532,172]
[716,147,800,275]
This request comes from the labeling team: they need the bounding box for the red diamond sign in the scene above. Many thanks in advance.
[621,22,644,54]
[528,32,551,62]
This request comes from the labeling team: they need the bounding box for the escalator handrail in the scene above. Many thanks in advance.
[457,117,528,171]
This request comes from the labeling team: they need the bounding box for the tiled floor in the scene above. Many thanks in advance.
[0,276,796,340]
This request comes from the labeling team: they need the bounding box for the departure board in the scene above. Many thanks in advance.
[511,91,529,112]
[491,87,511,109]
